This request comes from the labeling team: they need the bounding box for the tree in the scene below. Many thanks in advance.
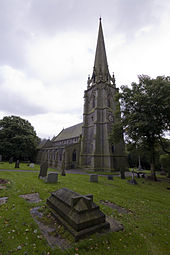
[109,90,127,179]
[0,116,40,162]
[160,154,170,178]
[117,75,170,181]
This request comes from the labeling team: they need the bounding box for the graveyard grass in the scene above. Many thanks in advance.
[0,168,170,255]
[0,162,41,171]
[0,162,58,172]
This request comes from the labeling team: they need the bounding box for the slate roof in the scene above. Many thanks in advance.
[53,123,83,142]
[37,139,48,149]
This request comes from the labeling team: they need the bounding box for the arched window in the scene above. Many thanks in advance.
[111,144,114,153]
[59,151,62,161]
[72,150,76,161]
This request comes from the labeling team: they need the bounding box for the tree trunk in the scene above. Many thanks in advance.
[120,169,126,179]
[150,142,157,181]
[150,162,157,181]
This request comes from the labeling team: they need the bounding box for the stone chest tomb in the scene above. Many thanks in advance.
[47,188,110,241]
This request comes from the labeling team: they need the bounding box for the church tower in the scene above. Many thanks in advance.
[80,19,127,171]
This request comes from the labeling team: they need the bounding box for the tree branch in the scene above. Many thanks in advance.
[159,135,170,154]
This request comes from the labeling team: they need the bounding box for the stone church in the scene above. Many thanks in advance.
[37,19,127,171]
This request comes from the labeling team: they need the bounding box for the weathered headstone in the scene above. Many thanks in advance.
[136,172,140,178]
[9,157,13,164]
[47,188,110,241]
[15,160,20,168]
[19,193,42,203]
[39,162,48,178]
[141,173,145,178]
[0,155,2,162]
[127,169,137,184]
[29,163,34,168]
[107,175,113,180]
[46,173,58,183]
[90,174,98,183]
[0,197,8,205]
[61,169,66,176]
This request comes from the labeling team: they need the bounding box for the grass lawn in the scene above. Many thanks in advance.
[0,167,170,255]
[0,162,57,172]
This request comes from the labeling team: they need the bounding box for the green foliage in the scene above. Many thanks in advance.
[0,116,40,161]
[0,171,170,254]
[160,154,170,177]
[121,75,170,143]
[110,122,124,144]
[126,142,150,169]
[119,75,170,179]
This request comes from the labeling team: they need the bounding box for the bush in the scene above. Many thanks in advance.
[160,154,170,177]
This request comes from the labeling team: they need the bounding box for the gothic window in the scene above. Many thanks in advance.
[72,149,76,161]
[56,152,58,162]
[59,151,62,161]
[111,144,114,153]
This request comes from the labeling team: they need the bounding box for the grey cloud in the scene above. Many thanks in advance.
[0,0,31,68]
[0,0,166,71]
[0,90,47,116]
[0,0,161,37]
[113,0,159,39]
[27,0,160,37]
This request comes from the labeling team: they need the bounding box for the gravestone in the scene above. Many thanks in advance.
[141,173,145,178]
[39,162,48,178]
[0,155,2,162]
[127,169,137,184]
[47,188,110,241]
[15,160,20,168]
[29,163,34,168]
[136,172,140,178]
[107,175,113,180]
[90,174,98,183]
[9,157,13,164]
[46,173,58,183]
[61,168,66,176]
[0,197,8,205]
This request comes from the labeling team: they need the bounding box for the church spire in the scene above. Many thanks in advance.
[94,18,108,74]
[87,19,115,87]
[87,18,116,86]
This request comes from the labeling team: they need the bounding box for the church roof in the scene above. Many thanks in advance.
[38,139,53,149]
[53,123,83,142]
[37,139,47,149]
[94,18,109,75]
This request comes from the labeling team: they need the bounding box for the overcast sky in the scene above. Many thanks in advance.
[0,0,170,139]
